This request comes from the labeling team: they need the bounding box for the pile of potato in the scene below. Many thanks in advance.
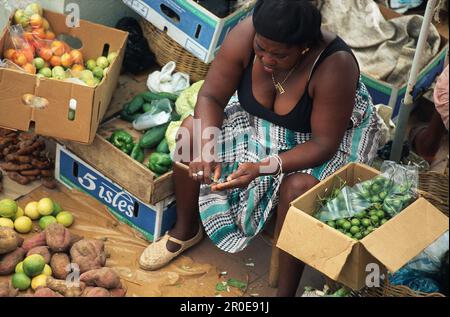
[0,224,127,297]
[0,129,57,189]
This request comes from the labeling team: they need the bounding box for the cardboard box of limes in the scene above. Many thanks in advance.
[276,163,449,290]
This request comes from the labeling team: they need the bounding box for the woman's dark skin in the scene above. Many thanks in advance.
[168,17,359,296]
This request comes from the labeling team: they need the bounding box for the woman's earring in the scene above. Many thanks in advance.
[301,47,310,55]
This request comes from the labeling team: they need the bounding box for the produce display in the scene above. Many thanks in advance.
[0,193,126,297]
[0,129,56,188]
[110,91,183,177]
[314,162,417,240]
[0,196,74,235]
[2,2,118,87]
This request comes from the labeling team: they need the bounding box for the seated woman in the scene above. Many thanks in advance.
[139,0,383,296]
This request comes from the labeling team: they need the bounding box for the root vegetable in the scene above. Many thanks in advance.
[5,154,32,163]
[45,223,72,252]
[110,286,127,297]
[7,172,31,185]
[19,169,41,176]
[27,246,51,264]
[0,162,33,171]
[0,282,19,297]
[42,178,57,189]
[80,267,121,289]
[22,232,46,251]
[46,277,85,297]
[16,140,45,156]
[33,287,63,297]
[82,287,111,297]
[0,247,26,275]
[70,239,106,273]
[50,253,70,279]
[0,227,24,255]
[31,159,51,170]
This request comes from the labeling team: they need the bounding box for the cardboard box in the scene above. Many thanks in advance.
[123,0,255,63]
[61,117,174,205]
[55,144,177,242]
[361,5,449,119]
[277,163,449,290]
[0,11,128,144]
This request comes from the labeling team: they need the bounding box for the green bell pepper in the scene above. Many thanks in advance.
[109,130,135,154]
[130,143,145,163]
[148,152,172,175]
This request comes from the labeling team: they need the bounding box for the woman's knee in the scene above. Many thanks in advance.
[279,174,319,207]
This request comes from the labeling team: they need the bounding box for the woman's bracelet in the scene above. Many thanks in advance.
[269,154,283,177]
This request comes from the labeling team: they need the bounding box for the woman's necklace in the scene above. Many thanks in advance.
[271,47,310,95]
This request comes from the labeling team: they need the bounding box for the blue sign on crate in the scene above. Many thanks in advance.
[56,145,177,241]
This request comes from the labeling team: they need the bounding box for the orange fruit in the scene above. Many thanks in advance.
[29,14,43,29]
[14,52,28,66]
[42,18,50,31]
[4,49,16,60]
[24,31,34,42]
[38,47,53,61]
[22,63,36,74]
[70,50,83,65]
[49,55,61,67]
[60,53,73,68]
[51,41,65,56]
[72,64,84,71]
[45,31,55,41]
[32,28,46,40]
[21,49,34,63]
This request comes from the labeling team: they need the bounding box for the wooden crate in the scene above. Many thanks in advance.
[61,118,174,205]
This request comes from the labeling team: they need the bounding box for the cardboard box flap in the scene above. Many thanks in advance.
[361,198,449,273]
[277,206,356,280]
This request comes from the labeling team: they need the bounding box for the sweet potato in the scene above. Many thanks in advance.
[46,277,85,297]
[110,287,127,297]
[0,227,23,255]
[33,287,64,297]
[70,239,106,273]
[50,253,70,280]
[0,247,26,275]
[5,154,32,164]
[0,162,33,171]
[19,169,41,177]
[7,172,31,185]
[42,178,57,190]
[27,246,51,264]
[80,268,121,289]
[16,140,45,156]
[0,282,19,297]
[46,223,71,252]
[82,287,111,297]
[22,232,46,252]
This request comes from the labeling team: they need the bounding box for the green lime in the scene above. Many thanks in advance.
[15,261,24,273]
[12,273,31,291]
[345,232,353,238]
[39,215,57,230]
[373,203,383,210]
[342,221,352,231]
[336,219,346,228]
[23,254,45,278]
[380,218,388,225]
[368,210,377,216]
[326,221,336,229]
[370,195,381,203]
[355,211,367,219]
[351,218,361,226]
[379,191,388,200]
[350,226,361,234]
[376,210,385,219]
[354,232,363,240]
[362,218,371,227]
[370,183,381,194]
[51,200,63,216]
[370,215,379,224]
[367,226,375,232]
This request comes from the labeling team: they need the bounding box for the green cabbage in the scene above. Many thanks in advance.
[175,80,204,118]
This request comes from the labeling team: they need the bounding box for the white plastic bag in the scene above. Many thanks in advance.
[147,61,190,95]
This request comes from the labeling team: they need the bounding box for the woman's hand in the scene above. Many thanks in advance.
[211,163,261,192]
[189,161,222,184]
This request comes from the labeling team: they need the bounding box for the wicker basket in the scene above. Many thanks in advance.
[419,171,449,217]
[140,20,211,83]
[352,282,445,297]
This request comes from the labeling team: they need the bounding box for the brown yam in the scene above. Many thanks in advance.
[50,253,70,280]
[0,227,24,255]
[27,246,51,264]
[22,232,47,252]
[80,267,121,289]
[45,223,72,252]
[82,287,111,297]
[70,239,106,273]
[33,287,64,297]
[0,248,26,275]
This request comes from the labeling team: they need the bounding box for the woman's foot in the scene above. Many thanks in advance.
[139,225,203,271]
